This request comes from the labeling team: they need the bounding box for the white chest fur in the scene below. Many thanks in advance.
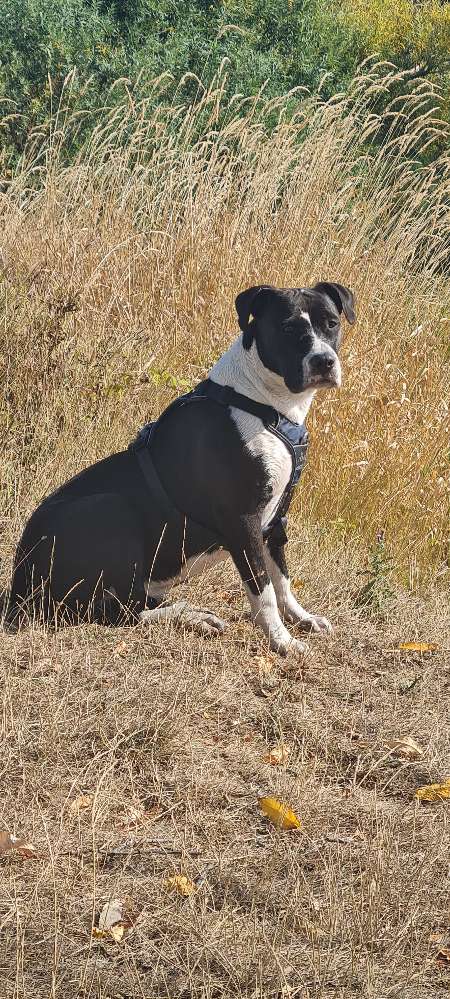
[209,335,314,529]
[230,408,291,527]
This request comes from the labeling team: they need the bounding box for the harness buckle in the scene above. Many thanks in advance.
[129,421,155,451]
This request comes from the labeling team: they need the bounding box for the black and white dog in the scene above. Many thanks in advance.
[5,282,355,655]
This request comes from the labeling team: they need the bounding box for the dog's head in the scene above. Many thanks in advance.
[235,282,356,393]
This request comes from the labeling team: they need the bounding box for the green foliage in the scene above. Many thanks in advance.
[0,0,448,162]
[0,0,124,153]
[335,0,450,69]
[355,531,395,618]
[316,0,450,99]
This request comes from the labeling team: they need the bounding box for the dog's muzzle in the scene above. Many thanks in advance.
[304,350,341,388]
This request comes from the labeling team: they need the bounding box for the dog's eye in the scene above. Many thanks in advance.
[327,318,339,330]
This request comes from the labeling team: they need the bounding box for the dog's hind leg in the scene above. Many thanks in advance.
[139,600,227,636]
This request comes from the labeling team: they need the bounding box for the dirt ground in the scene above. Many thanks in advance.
[1,539,448,999]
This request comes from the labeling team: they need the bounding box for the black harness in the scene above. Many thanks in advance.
[129,379,308,547]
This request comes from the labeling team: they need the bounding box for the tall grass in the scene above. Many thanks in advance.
[0,61,449,585]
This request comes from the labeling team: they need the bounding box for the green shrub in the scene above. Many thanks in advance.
[0,0,448,163]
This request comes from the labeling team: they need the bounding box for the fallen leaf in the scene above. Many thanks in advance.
[263,744,290,766]
[436,947,450,966]
[0,831,38,859]
[109,923,125,942]
[398,641,437,652]
[92,923,125,942]
[119,804,159,830]
[69,794,93,814]
[164,874,196,897]
[14,839,39,859]
[386,736,423,760]
[415,778,450,802]
[252,653,275,673]
[430,931,447,944]
[217,591,235,605]
[113,641,129,657]
[258,796,302,830]
[292,577,305,590]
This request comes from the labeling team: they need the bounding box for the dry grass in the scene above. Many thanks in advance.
[0,552,449,998]
[0,61,449,579]
[0,62,449,998]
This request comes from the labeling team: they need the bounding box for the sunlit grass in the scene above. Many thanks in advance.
[0,61,449,584]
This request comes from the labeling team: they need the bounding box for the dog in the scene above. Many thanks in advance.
[4,281,355,655]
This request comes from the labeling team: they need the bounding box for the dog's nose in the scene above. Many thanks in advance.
[310,353,335,375]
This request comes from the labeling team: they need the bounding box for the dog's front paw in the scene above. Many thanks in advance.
[289,637,310,657]
[282,597,332,634]
[271,635,309,658]
[288,611,332,634]
[306,614,332,634]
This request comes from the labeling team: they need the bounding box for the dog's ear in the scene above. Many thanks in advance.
[235,285,274,348]
[314,282,356,325]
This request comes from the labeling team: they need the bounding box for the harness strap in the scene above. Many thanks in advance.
[194,379,278,427]
[193,380,308,541]
[132,421,225,551]
[130,377,308,548]
[133,439,182,523]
